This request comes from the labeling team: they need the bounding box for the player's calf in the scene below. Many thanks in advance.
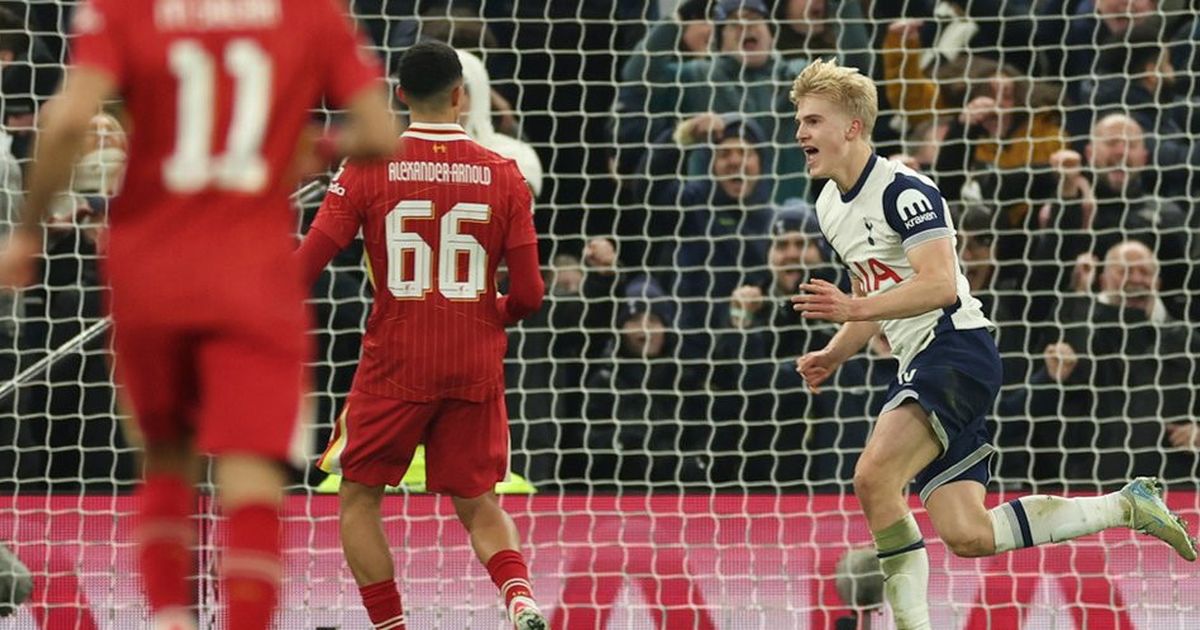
[938,526,995,558]
[215,455,287,630]
[452,494,544,630]
[925,484,996,558]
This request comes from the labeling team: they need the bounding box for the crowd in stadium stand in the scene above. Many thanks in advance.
[0,0,1196,493]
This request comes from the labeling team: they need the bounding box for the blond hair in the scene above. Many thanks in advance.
[789,58,878,135]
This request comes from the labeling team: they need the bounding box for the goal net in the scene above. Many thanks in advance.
[0,0,1198,628]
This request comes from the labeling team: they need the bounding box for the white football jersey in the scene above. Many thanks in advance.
[815,155,992,370]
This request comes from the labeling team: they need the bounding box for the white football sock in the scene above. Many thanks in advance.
[874,512,932,630]
[989,493,1130,553]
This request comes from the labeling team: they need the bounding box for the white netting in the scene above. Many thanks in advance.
[0,0,1198,628]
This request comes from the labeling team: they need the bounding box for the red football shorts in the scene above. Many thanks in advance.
[317,389,510,497]
[112,321,309,465]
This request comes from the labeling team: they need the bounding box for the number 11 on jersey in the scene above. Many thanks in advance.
[164,38,271,194]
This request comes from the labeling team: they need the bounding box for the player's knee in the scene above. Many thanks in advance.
[941,527,995,558]
[338,483,383,525]
[852,460,894,504]
[452,492,506,532]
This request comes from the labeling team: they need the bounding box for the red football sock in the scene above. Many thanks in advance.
[359,579,405,629]
[486,549,536,610]
[137,473,194,614]
[222,503,281,630]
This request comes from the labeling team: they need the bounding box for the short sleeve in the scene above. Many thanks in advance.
[881,174,953,251]
[69,0,125,86]
[317,0,384,108]
[504,167,537,251]
[310,162,366,247]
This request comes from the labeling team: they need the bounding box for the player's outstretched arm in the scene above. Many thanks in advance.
[0,67,113,287]
[794,275,880,393]
[795,319,881,394]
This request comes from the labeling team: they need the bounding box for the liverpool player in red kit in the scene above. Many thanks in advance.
[0,1,396,629]
[295,41,546,630]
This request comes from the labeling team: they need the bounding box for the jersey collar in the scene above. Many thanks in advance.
[840,154,878,203]
[403,122,471,141]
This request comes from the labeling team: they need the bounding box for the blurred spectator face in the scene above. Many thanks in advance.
[550,254,583,295]
[621,312,667,358]
[1086,115,1147,193]
[906,120,948,170]
[720,9,773,69]
[793,95,852,180]
[681,20,714,53]
[782,0,827,36]
[1100,241,1159,315]
[770,230,821,293]
[1097,0,1155,35]
[958,230,995,292]
[713,136,761,200]
[74,112,127,196]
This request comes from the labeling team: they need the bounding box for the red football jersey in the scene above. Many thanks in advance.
[69,0,380,327]
[310,122,538,402]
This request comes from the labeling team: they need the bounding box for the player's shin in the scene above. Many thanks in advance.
[873,513,932,630]
[137,473,195,615]
[222,502,281,630]
[988,494,1128,552]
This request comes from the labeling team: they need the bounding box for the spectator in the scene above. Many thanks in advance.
[955,204,1040,386]
[956,203,1049,486]
[912,67,1062,290]
[0,5,60,159]
[1030,114,1192,320]
[939,71,1063,205]
[935,0,1037,72]
[574,276,698,488]
[382,1,500,70]
[883,22,1063,242]
[1086,15,1200,198]
[773,0,871,71]
[505,251,588,487]
[611,0,711,176]
[16,111,133,490]
[1051,0,1158,115]
[888,119,947,172]
[1000,240,1199,488]
[457,49,544,197]
[629,115,775,338]
[881,19,1002,131]
[622,0,847,202]
[709,208,839,484]
[803,332,897,491]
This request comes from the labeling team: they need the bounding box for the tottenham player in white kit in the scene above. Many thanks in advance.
[787,59,1196,629]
